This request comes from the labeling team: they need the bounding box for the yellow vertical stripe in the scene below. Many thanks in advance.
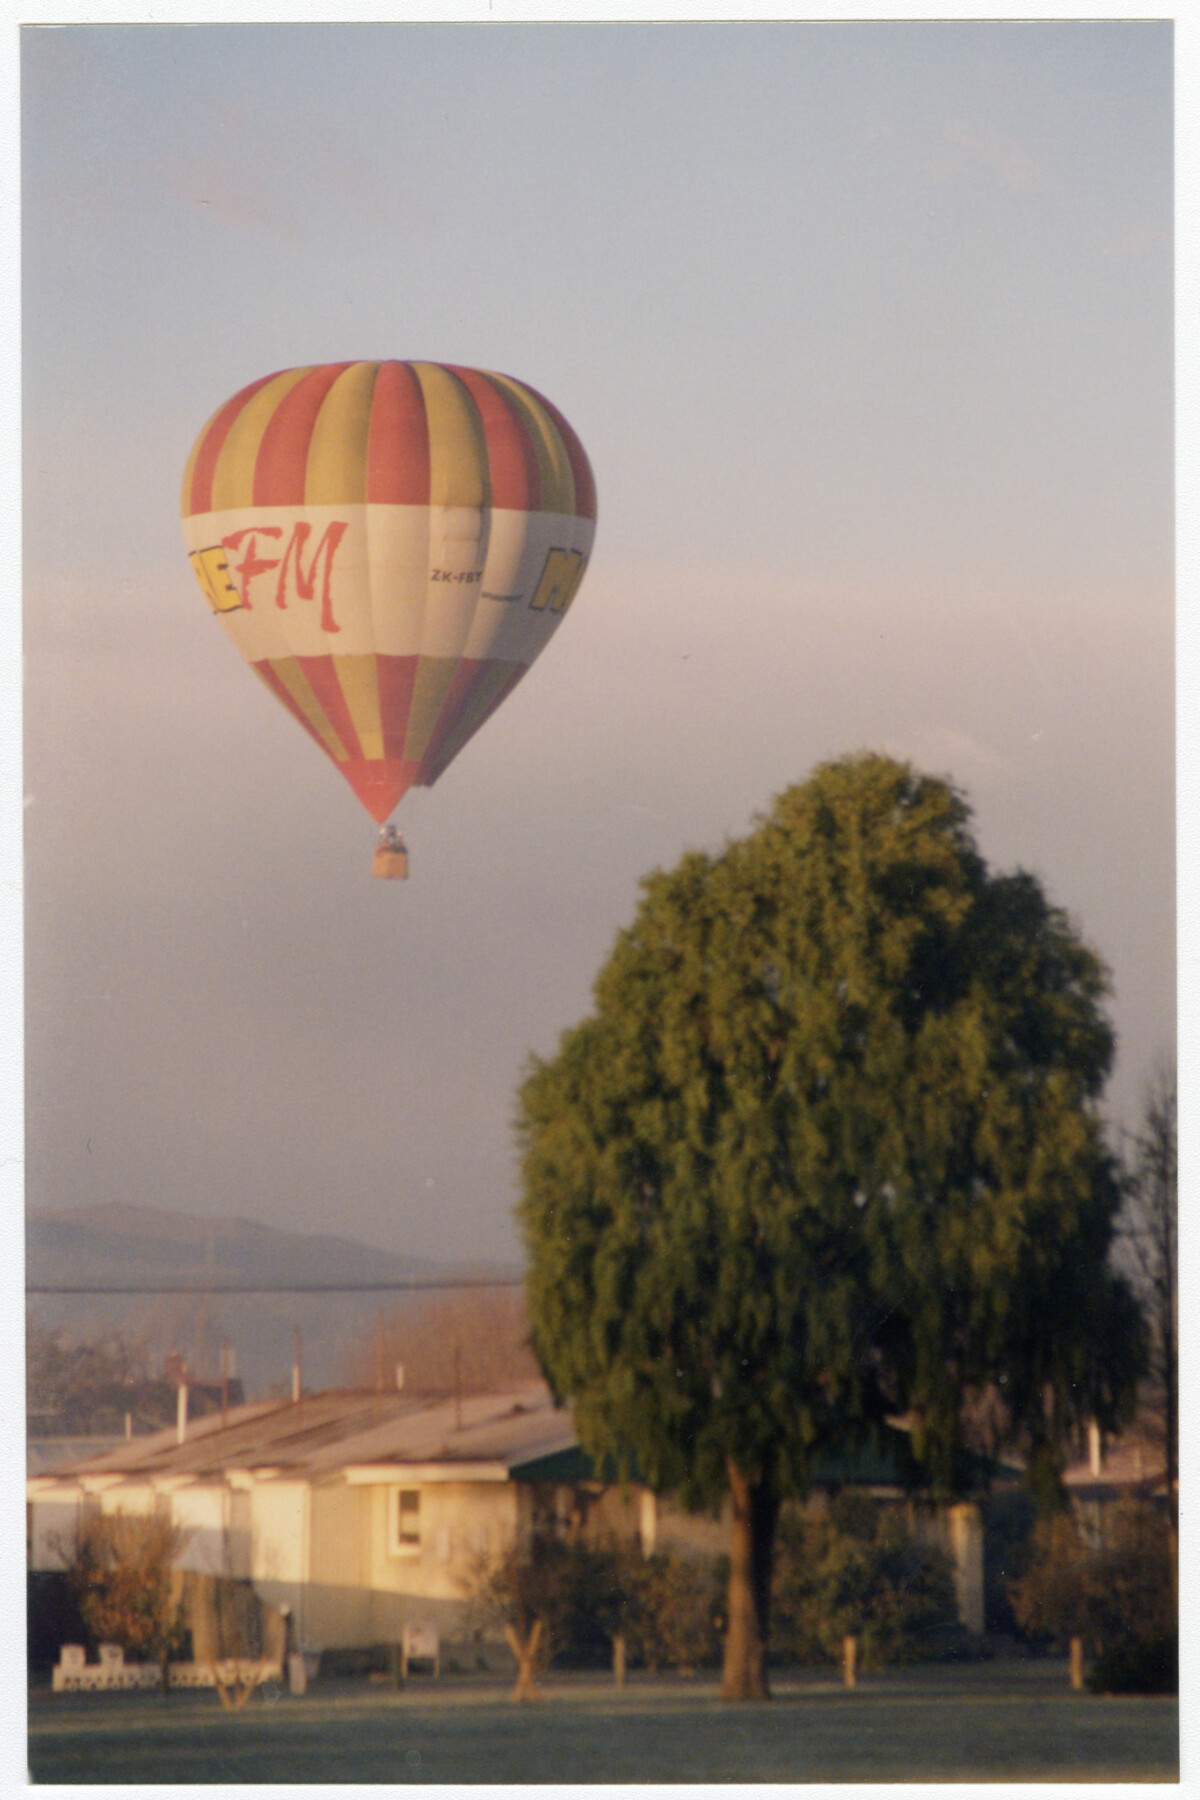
[306,363,377,506]
[412,363,490,510]
[403,656,459,762]
[209,368,312,512]
[487,374,575,515]
[332,654,385,760]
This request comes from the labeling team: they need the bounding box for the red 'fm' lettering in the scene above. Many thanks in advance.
[221,521,349,634]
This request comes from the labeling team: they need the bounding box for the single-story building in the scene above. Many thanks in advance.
[1062,1423,1171,1547]
[28,1379,994,1657]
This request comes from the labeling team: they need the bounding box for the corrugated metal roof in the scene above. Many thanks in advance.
[29,1382,571,1486]
[28,1384,1019,1494]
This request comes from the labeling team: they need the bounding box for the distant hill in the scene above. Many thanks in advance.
[26,1204,521,1396]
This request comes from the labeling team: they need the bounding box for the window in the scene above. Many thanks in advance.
[393,1488,420,1554]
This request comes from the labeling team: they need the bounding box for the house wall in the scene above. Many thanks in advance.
[99,1484,155,1518]
[305,1482,372,1649]
[651,1491,728,1560]
[170,1485,242,1577]
[246,1481,310,1641]
[29,1491,80,1570]
[361,1478,522,1645]
[908,1500,985,1634]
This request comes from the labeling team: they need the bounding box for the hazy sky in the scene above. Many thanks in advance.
[22,21,1174,1267]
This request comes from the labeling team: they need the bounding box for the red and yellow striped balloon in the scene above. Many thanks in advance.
[182,362,596,824]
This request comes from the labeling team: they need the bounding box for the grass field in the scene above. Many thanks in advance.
[28,1659,1178,1785]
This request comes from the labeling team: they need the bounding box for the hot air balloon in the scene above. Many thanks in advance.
[181,361,596,877]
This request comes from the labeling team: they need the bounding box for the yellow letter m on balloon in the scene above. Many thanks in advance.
[530,548,587,615]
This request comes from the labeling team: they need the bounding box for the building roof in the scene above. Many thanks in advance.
[28,1381,1021,1496]
[27,1382,575,1489]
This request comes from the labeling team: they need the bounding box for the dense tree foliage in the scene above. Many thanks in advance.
[517,755,1144,1697]
[1115,1067,1177,1510]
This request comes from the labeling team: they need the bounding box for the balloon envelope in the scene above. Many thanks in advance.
[182,361,596,823]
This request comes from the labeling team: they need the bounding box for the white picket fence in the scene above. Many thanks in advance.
[51,1643,283,1693]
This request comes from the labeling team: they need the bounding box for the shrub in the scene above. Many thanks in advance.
[1088,1635,1177,1696]
[56,1509,189,1665]
[475,1538,626,1669]
[622,1551,724,1672]
[1009,1499,1176,1691]
[472,1535,725,1672]
[771,1496,959,1669]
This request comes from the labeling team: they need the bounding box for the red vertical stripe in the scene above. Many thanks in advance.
[252,662,340,759]
[253,364,354,506]
[524,383,597,522]
[374,654,421,760]
[188,372,282,517]
[366,362,431,504]
[295,656,364,760]
[448,368,540,511]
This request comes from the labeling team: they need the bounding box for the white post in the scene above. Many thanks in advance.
[176,1383,188,1445]
[638,1489,657,1557]
[947,1502,985,1635]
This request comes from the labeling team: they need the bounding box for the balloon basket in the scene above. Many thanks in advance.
[372,826,408,880]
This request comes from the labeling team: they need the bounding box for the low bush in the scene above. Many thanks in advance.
[621,1551,724,1672]
[1088,1634,1177,1696]
[474,1536,724,1672]
[771,1494,959,1670]
[55,1509,189,1666]
[1009,1499,1176,1692]
[475,1538,625,1670]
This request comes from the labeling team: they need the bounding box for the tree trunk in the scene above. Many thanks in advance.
[720,1461,779,1701]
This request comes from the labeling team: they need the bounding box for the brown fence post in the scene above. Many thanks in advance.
[842,1635,858,1689]
[1069,1637,1084,1691]
[613,1633,627,1688]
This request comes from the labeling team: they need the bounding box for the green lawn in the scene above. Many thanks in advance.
[28,1660,1178,1784]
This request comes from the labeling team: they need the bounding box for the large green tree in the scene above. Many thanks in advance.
[517,755,1144,1699]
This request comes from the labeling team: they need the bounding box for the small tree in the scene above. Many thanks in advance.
[518,756,1144,1699]
[59,1509,188,1679]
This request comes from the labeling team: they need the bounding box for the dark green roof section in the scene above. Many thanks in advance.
[510,1426,1018,1492]
[509,1443,637,1485]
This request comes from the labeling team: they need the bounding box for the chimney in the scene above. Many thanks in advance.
[176,1381,188,1446]
[1088,1420,1102,1477]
